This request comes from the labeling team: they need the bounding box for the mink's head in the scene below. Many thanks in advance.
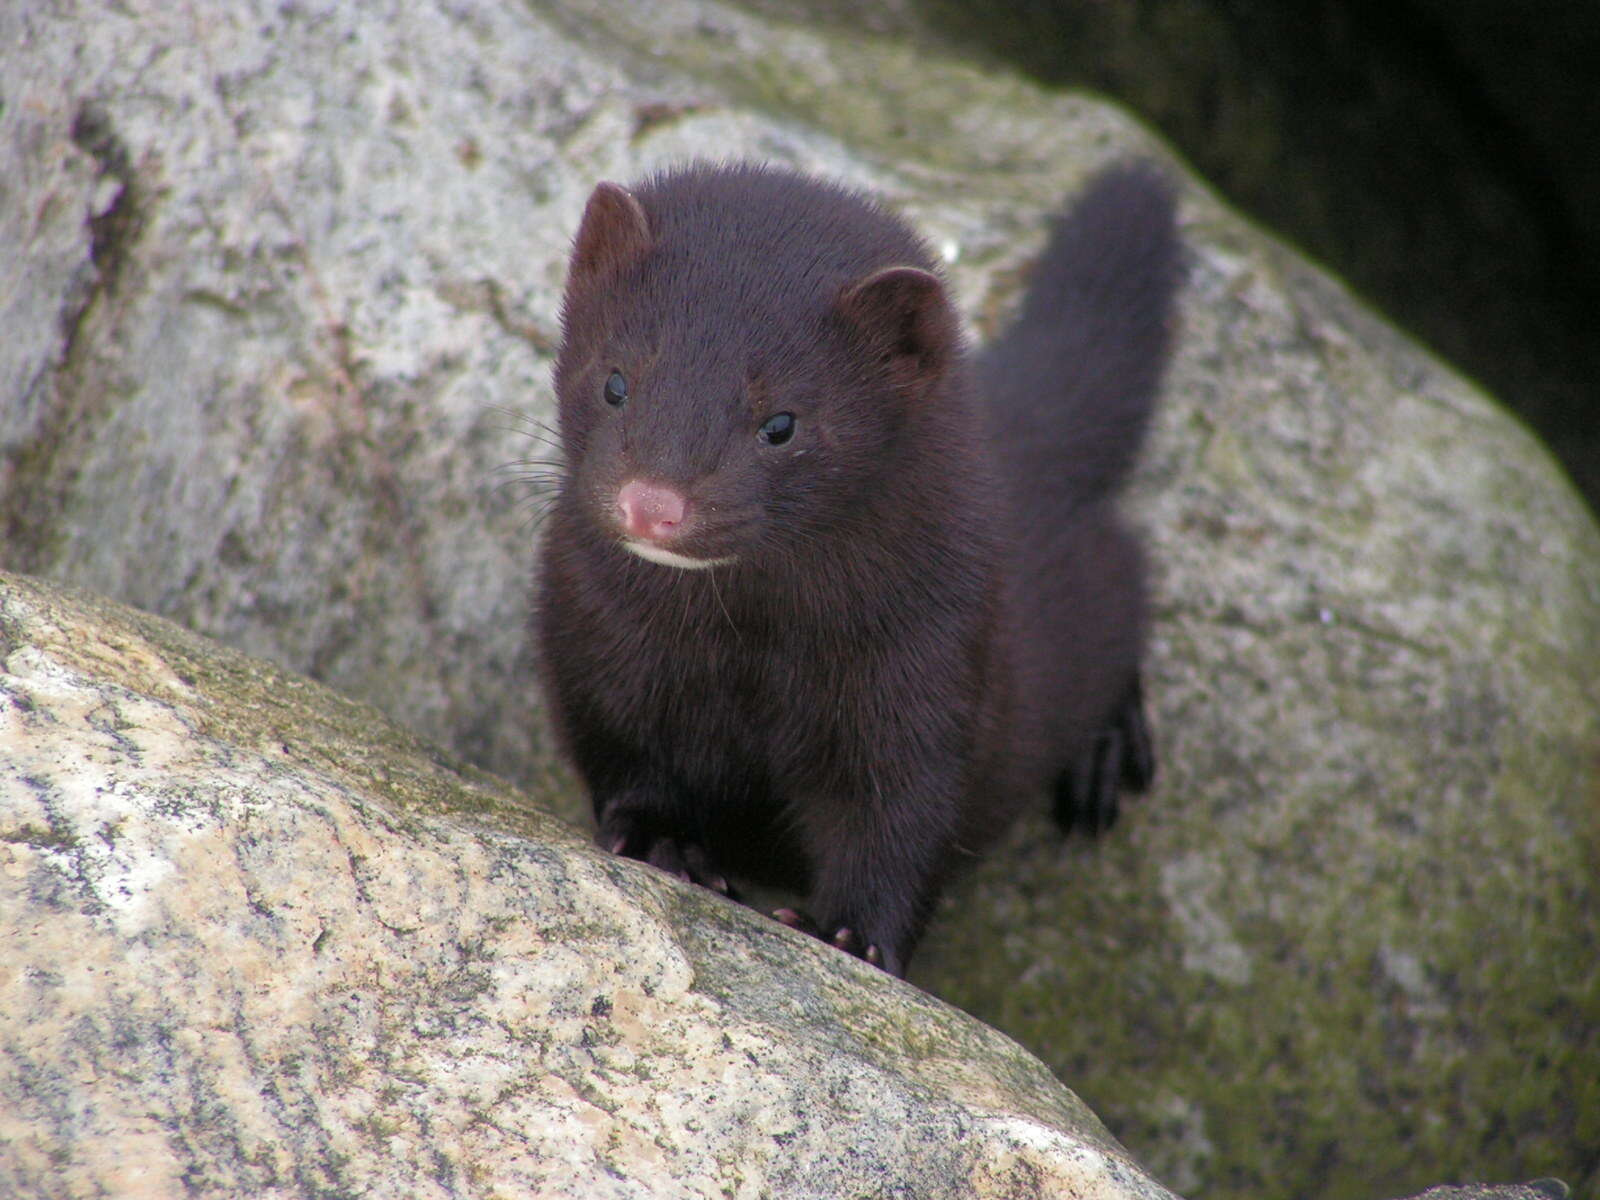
[551,161,965,572]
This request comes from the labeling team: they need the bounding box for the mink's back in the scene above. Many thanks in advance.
[976,165,1182,797]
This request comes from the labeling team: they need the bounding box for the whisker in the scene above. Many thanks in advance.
[489,467,566,485]
[514,496,560,538]
[491,480,562,503]
[491,456,566,472]
[480,403,566,451]
[707,567,741,644]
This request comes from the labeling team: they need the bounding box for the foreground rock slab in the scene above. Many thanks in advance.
[1,570,1176,1199]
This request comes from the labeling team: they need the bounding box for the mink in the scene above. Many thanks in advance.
[535,161,1181,978]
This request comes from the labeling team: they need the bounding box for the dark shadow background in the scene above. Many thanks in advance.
[911,0,1599,516]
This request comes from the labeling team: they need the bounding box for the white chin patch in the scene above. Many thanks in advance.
[621,540,737,571]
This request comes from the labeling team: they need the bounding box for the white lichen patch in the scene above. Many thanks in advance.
[968,1120,1173,1199]
[1158,853,1253,987]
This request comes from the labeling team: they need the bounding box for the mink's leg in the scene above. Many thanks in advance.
[776,797,951,978]
[1052,675,1156,836]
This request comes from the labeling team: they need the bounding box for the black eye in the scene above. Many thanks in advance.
[603,370,628,407]
[757,412,796,446]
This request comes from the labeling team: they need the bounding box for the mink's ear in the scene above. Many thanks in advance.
[568,182,653,292]
[836,265,960,391]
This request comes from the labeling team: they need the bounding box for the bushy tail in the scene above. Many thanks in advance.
[979,163,1182,511]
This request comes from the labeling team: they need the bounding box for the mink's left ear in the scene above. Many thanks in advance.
[836,265,960,392]
[567,181,654,295]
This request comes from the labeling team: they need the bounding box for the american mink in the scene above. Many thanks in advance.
[536,161,1180,977]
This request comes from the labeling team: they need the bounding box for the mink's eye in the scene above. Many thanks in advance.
[603,370,628,407]
[757,412,796,446]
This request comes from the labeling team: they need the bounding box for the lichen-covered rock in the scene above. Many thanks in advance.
[3,2,1597,1199]
[0,569,1175,1199]
[913,99,1600,1200]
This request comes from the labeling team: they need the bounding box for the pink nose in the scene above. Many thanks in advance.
[616,480,687,542]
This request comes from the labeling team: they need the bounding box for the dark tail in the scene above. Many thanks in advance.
[979,162,1183,510]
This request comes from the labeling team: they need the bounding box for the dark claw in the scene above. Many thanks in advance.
[1118,677,1156,793]
[773,907,819,935]
[773,910,888,972]
[1054,727,1119,834]
[1053,676,1156,836]
[598,810,738,898]
[646,837,690,879]
[682,842,736,898]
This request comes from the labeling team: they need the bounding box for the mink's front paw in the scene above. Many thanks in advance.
[1053,677,1156,836]
[773,907,886,970]
[598,811,737,898]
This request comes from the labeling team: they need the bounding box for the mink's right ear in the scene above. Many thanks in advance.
[567,182,653,293]
[836,265,960,393]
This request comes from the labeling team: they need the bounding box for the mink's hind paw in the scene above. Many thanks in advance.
[1053,678,1156,836]
[773,908,885,969]
[599,815,738,898]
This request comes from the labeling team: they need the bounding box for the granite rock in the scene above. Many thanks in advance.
[0,569,1173,1200]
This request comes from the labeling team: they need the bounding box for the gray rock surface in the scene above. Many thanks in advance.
[0,569,1176,1199]
[3,2,1597,1199]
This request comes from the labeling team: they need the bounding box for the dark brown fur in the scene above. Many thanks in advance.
[536,161,1180,976]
